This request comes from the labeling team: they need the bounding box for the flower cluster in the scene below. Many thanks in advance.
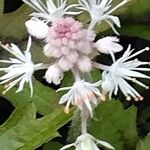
[0,0,150,150]
[44,17,95,73]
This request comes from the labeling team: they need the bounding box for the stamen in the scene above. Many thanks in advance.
[64,106,70,114]
[127,77,149,90]
[125,47,150,61]
[126,96,131,101]
[100,94,106,101]
[139,96,144,101]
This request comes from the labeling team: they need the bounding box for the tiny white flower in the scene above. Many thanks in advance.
[23,0,81,22]
[60,133,115,150]
[45,64,64,85]
[94,36,123,54]
[77,0,130,33]
[57,80,104,116]
[25,18,49,39]
[0,37,42,96]
[101,45,150,101]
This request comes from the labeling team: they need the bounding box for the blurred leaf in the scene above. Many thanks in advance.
[0,78,61,115]
[118,0,150,40]
[136,134,150,150]
[123,0,150,18]
[138,107,150,125]
[89,101,138,150]
[43,141,62,150]
[0,102,72,150]
[0,0,31,39]
[119,24,150,41]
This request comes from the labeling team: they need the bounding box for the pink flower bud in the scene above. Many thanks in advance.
[45,64,63,85]
[25,19,49,39]
[95,36,123,54]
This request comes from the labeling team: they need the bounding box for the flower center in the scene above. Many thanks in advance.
[51,17,82,39]
[51,17,83,39]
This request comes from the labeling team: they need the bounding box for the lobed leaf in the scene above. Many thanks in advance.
[89,100,138,150]
[0,102,72,150]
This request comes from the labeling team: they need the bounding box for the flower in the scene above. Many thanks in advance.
[44,17,95,72]
[60,133,115,150]
[45,64,64,85]
[94,36,123,54]
[57,80,104,116]
[77,0,130,33]
[25,18,49,39]
[23,0,80,22]
[101,45,150,101]
[0,37,42,96]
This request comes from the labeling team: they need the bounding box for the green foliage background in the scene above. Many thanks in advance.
[0,0,150,150]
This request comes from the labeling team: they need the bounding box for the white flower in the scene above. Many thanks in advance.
[77,0,129,33]
[101,45,150,101]
[25,18,49,39]
[23,0,81,22]
[57,80,104,116]
[60,133,115,150]
[0,37,42,96]
[45,64,63,85]
[95,36,123,54]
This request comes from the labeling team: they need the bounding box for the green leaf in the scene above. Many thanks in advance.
[0,103,71,150]
[119,24,150,40]
[122,0,150,18]
[0,78,62,115]
[89,100,138,150]
[136,134,150,150]
[43,141,62,150]
[0,102,72,150]
[0,0,31,39]
[118,0,150,40]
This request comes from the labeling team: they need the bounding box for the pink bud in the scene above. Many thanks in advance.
[45,64,63,85]
[95,36,123,54]
[25,19,49,39]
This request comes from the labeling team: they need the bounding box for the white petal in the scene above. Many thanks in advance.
[60,143,75,150]
[97,140,115,149]
[106,15,121,27]
[59,91,72,104]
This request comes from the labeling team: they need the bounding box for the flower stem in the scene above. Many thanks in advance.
[88,19,97,31]
[72,68,81,81]
[81,104,89,135]
[92,62,110,71]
